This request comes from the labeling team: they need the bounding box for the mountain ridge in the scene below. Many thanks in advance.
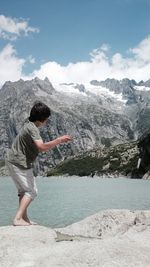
[0,77,150,175]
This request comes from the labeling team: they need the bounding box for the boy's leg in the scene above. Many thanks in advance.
[13,194,32,226]
[19,195,37,225]
[6,162,38,226]
[19,194,30,223]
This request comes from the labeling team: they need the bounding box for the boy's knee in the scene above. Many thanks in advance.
[25,188,38,200]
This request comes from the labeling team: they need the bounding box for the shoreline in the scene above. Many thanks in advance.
[0,173,141,179]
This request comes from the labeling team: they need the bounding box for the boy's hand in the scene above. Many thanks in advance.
[57,135,72,144]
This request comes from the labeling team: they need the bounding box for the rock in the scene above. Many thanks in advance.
[102,162,110,170]
[1,209,150,266]
[56,209,150,238]
[142,171,150,179]
[0,225,56,267]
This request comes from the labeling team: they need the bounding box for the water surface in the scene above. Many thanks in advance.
[1,176,150,227]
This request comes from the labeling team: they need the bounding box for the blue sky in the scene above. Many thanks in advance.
[0,0,150,86]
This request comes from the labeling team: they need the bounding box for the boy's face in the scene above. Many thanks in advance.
[42,118,49,125]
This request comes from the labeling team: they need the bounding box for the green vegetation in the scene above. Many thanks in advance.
[0,160,5,168]
[47,141,139,177]
[47,156,105,176]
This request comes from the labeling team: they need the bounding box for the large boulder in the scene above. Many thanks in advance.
[1,209,150,267]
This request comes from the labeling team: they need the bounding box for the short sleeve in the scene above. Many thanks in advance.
[29,124,42,141]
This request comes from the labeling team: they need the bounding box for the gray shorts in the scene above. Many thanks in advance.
[6,161,38,200]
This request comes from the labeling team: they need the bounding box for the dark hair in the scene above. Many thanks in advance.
[29,101,51,122]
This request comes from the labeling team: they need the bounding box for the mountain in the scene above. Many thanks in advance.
[0,77,150,176]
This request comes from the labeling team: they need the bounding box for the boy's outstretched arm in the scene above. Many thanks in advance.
[34,135,72,152]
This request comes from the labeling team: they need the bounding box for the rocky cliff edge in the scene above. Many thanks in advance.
[1,209,150,267]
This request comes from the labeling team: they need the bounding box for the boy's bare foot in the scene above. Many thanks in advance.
[13,218,30,226]
[23,216,38,225]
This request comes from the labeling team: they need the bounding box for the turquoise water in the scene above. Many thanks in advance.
[1,176,150,228]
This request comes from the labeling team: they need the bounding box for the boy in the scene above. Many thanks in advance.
[6,101,72,226]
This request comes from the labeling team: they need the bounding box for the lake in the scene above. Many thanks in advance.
[1,176,150,228]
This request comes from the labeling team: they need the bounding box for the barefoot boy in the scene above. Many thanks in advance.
[6,101,72,226]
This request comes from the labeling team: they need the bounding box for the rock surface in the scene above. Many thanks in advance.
[1,209,150,267]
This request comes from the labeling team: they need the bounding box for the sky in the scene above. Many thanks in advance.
[0,0,150,87]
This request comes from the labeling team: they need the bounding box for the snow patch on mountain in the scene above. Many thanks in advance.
[54,83,87,96]
[134,85,150,91]
[54,82,126,104]
[84,83,126,104]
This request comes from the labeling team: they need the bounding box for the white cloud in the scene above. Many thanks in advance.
[1,36,150,88]
[129,35,150,63]
[0,15,39,40]
[29,37,150,84]
[0,44,25,85]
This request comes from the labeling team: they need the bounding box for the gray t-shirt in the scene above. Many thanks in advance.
[7,119,42,169]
